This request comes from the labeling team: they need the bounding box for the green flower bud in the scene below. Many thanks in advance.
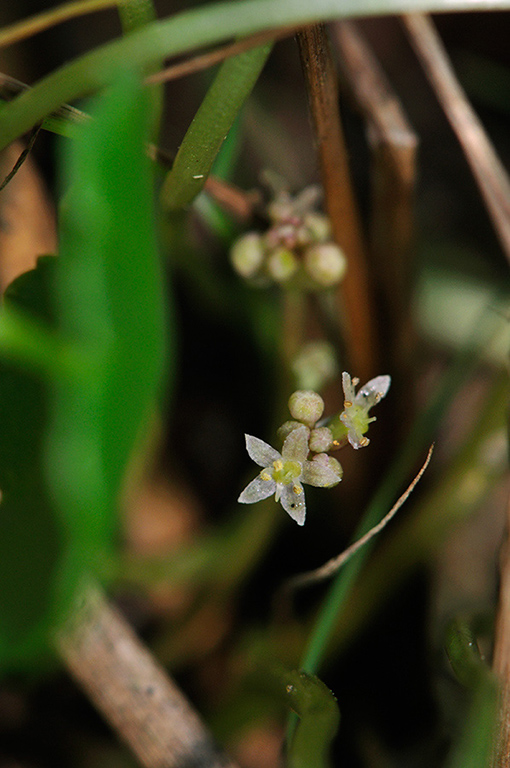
[266,246,298,283]
[309,427,334,453]
[304,453,343,487]
[304,243,347,287]
[292,340,338,392]
[288,390,324,427]
[303,212,332,243]
[230,232,265,278]
[277,420,305,443]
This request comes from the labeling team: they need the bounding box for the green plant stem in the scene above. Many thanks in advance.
[2,0,510,152]
[270,668,339,768]
[116,0,157,33]
[116,0,163,143]
[160,43,271,210]
[445,620,499,768]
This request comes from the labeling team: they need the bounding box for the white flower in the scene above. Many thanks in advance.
[238,425,342,526]
[340,372,391,449]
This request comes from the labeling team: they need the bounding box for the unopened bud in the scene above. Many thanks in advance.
[305,453,343,487]
[303,212,331,243]
[292,341,338,392]
[266,246,298,283]
[277,420,303,443]
[309,427,334,453]
[230,233,265,278]
[304,243,347,287]
[288,390,324,427]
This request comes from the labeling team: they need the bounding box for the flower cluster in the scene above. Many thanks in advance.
[230,185,346,290]
[238,374,391,525]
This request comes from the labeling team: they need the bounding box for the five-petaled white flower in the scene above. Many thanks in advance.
[340,372,391,449]
[238,425,342,526]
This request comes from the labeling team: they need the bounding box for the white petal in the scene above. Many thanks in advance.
[244,434,281,467]
[342,371,355,404]
[279,483,306,525]
[238,476,276,504]
[355,375,391,409]
[281,425,310,463]
[302,455,342,487]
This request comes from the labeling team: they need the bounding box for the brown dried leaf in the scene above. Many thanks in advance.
[0,142,56,292]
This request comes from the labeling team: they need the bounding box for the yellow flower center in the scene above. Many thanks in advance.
[271,459,301,485]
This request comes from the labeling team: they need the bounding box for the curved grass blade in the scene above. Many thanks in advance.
[2,0,510,152]
[161,43,271,210]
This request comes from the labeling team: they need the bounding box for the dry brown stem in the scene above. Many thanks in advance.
[402,13,510,265]
[333,20,418,422]
[333,21,417,324]
[146,25,300,85]
[57,585,239,768]
[492,490,510,767]
[297,24,378,382]
[282,443,433,594]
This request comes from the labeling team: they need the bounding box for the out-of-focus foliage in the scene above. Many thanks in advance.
[0,70,167,669]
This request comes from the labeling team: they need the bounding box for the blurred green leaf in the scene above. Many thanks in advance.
[267,668,339,768]
[48,67,167,583]
[445,620,499,768]
[0,71,168,670]
[0,257,63,668]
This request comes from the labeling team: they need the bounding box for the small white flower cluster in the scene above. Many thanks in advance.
[230,185,346,290]
[238,373,391,525]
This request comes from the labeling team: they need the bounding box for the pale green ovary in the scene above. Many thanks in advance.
[265,459,302,486]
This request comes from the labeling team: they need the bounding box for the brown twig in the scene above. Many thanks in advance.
[333,20,418,425]
[0,122,42,191]
[297,24,378,383]
[492,489,510,767]
[146,25,300,85]
[333,20,417,312]
[402,13,510,265]
[57,584,239,768]
[281,443,433,594]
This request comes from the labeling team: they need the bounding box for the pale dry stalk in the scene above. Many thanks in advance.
[57,585,239,768]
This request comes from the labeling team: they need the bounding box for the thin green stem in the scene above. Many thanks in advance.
[446,621,499,768]
[160,43,271,210]
[116,0,156,33]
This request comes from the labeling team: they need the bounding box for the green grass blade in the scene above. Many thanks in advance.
[161,43,271,210]
[2,0,510,151]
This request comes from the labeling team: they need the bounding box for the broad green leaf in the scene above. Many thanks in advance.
[0,71,168,670]
[48,68,167,583]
